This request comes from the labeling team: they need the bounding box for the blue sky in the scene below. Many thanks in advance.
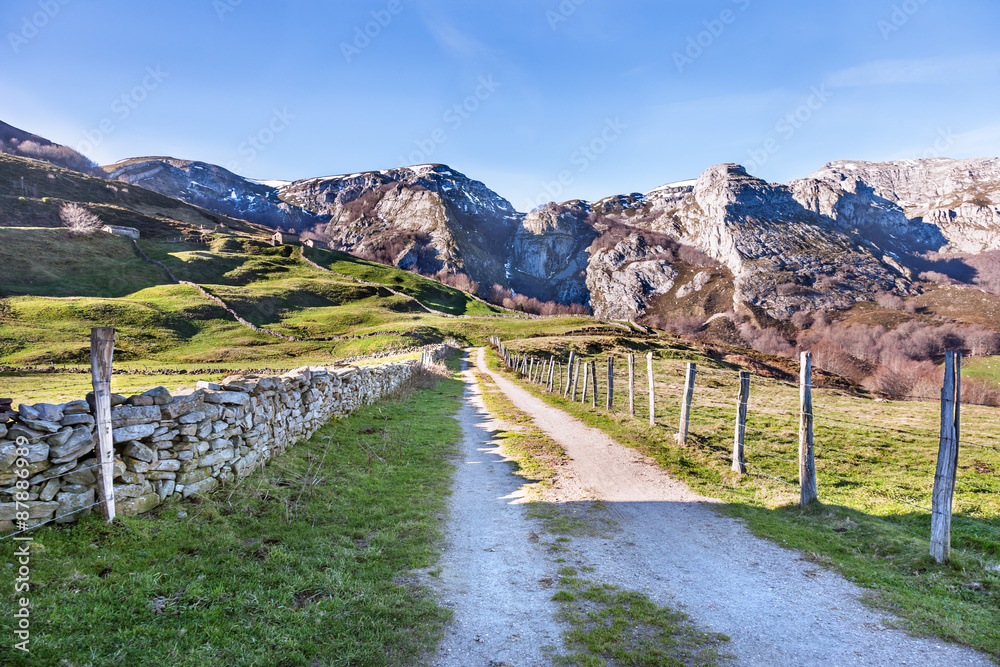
[2,0,999,211]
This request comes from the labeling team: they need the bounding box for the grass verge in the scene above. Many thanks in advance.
[472,368,568,493]
[0,356,464,666]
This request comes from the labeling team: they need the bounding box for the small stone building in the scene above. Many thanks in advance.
[302,238,328,250]
[101,225,141,239]
[271,231,299,246]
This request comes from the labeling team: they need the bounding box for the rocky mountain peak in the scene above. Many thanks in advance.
[792,157,1000,252]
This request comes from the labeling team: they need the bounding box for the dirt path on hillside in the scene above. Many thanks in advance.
[427,349,994,666]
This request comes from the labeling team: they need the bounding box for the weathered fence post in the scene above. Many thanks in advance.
[732,371,750,474]
[606,356,614,410]
[628,353,635,417]
[564,351,576,397]
[931,350,961,563]
[590,360,597,408]
[528,357,535,381]
[548,355,555,391]
[581,360,589,403]
[572,358,581,401]
[677,362,696,446]
[90,327,117,522]
[799,351,817,506]
[647,352,655,426]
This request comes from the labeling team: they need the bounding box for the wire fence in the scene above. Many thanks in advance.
[495,342,1000,569]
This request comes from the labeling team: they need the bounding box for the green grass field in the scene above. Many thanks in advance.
[490,337,1000,659]
[0,227,596,406]
[0,358,463,667]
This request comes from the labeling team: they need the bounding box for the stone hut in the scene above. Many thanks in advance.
[101,225,141,239]
[271,231,299,246]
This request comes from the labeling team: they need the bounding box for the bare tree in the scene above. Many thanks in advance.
[59,203,103,234]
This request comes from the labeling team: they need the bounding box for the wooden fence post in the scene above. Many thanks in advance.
[590,360,597,408]
[564,351,575,397]
[732,371,750,474]
[606,356,614,410]
[628,353,635,417]
[572,358,581,401]
[677,362,696,446]
[647,352,655,426]
[931,350,961,563]
[799,351,817,506]
[581,360,589,403]
[548,355,555,391]
[90,327,116,523]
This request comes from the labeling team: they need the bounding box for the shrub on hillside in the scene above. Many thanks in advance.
[962,378,1000,407]
[1,137,101,175]
[59,203,102,234]
[658,316,704,335]
[874,291,905,310]
[865,355,939,399]
[483,283,590,316]
[737,323,795,357]
[435,270,479,295]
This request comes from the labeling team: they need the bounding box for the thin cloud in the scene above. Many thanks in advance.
[422,16,495,60]
[827,55,1000,88]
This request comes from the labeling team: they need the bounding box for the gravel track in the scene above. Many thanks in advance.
[427,349,995,666]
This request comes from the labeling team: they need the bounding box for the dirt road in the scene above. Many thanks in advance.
[428,349,993,666]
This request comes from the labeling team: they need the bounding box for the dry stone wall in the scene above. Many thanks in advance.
[0,346,449,532]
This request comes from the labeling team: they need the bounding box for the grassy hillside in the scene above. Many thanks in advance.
[303,246,502,316]
[0,152,264,237]
[0,192,593,405]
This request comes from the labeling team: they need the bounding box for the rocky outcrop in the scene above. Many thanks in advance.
[509,204,596,304]
[279,164,520,290]
[585,233,677,321]
[0,346,450,531]
[790,158,1000,253]
[669,164,913,317]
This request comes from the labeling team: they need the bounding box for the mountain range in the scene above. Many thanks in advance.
[5,120,1000,325]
